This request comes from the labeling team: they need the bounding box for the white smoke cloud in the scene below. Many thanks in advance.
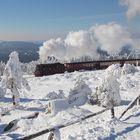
[39,38,66,61]
[65,30,98,59]
[39,23,139,63]
[120,0,140,19]
[92,23,133,54]
[39,30,99,62]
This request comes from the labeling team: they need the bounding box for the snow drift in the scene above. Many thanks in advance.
[122,64,138,75]
[47,79,92,116]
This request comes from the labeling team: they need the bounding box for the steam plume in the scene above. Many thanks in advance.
[120,0,140,19]
[39,23,139,63]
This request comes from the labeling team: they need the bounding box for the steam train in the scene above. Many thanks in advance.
[34,59,140,77]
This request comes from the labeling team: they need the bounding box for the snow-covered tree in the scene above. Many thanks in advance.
[0,86,5,98]
[1,51,30,105]
[0,61,5,77]
[95,74,121,108]
[105,64,121,78]
[0,62,6,98]
[68,79,92,106]
[21,60,40,75]
[92,64,121,108]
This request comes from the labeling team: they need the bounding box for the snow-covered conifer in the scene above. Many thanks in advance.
[94,65,121,108]
[68,79,92,106]
[1,51,30,105]
[0,61,5,77]
[105,64,121,78]
[0,86,5,98]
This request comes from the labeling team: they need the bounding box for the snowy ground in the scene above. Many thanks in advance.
[0,67,140,140]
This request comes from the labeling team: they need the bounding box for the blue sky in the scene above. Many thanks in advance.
[0,0,139,41]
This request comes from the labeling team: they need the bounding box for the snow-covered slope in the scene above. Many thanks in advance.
[0,67,140,140]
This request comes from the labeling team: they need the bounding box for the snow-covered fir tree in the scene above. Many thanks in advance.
[21,60,39,75]
[0,61,5,77]
[0,86,5,98]
[68,79,92,106]
[1,51,30,105]
[93,64,121,108]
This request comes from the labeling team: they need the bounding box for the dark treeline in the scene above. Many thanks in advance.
[0,41,41,63]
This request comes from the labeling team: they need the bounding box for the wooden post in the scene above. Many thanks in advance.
[119,94,140,119]
[12,95,16,105]
[47,132,54,140]
[136,96,140,105]
[111,107,115,119]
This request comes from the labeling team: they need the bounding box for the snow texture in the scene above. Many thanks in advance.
[48,79,92,116]
[53,128,61,140]
[46,90,65,100]
[122,64,138,75]
[49,99,69,116]
[105,64,121,78]
[0,64,140,140]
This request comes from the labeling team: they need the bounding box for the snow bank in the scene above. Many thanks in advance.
[53,128,61,140]
[1,67,140,139]
[49,99,69,116]
[122,64,138,75]
[47,79,92,116]
[120,76,138,89]
[46,90,65,100]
